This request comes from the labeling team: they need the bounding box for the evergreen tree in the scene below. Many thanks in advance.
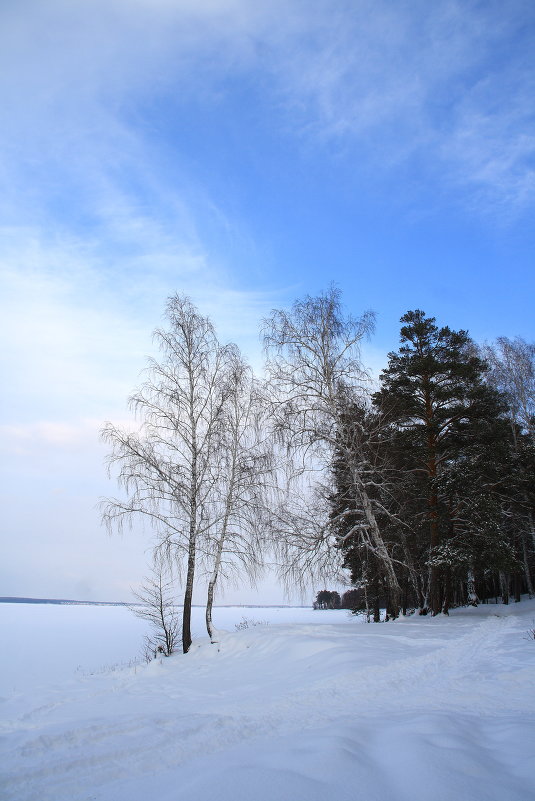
[314,589,341,609]
[373,310,507,614]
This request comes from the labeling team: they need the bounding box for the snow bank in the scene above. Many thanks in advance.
[1,601,535,800]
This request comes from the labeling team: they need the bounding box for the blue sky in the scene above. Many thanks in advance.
[1,0,534,602]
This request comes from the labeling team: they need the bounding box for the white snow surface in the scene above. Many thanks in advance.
[1,601,535,801]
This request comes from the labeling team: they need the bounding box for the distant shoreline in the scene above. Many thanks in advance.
[0,597,308,608]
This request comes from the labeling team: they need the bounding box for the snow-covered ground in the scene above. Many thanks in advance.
[1,601,535,800]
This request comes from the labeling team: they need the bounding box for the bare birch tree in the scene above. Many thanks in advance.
[482,336,535,441]
[102,294,233,653]
[482,336,535,589]
[263,286,402,616]
[203,354,273,641]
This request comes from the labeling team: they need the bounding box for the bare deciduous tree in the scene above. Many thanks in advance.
[102,294,233,653]
[131,555,180,660]
[482,336,535,441]
[263,286,402,617]
[482,336,535,590]
[203,354,273,641]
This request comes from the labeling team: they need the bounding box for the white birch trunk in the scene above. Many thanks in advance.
[467,567,478,606]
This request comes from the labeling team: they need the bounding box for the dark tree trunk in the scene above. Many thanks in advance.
[372,575,381,622]
[521,531,534,597]
[514,572,522,603]
[442,566,451,615]
[500,571,509,605]
[182,526,196,653]
[402,577,408,616]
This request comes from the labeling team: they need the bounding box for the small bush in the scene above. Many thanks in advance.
[235,616,269,631]
[75,657,144,676]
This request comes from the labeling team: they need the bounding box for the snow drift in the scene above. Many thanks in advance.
[1,601,535,800]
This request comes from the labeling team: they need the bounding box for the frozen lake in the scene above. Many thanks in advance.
[0,602,352,692]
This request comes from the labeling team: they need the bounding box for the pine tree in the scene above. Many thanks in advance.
[374,310,506,614]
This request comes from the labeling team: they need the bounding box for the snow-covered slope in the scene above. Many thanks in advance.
[2,602,535,800]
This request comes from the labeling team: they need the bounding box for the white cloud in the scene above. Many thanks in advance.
[3,0,534,221]
[0,419,102,450]
[1,0,533,601]
[0,237,150,421]
[0,219,283,433]
[439,88,535,217]
[262,1,535,215]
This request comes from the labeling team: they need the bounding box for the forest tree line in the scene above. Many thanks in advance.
[332,310,534,620]
[102,288,535,653]
[313,589,363,610]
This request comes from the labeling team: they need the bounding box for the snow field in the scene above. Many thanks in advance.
[1,601,535,800]
[0,603,350,691]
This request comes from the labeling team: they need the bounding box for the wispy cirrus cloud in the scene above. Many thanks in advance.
[2,0,534,223]
[0,225,280,428]
[1,0,533,436]
[1,0,533,437]
[263,0,535,216]
[2,0,533,603]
